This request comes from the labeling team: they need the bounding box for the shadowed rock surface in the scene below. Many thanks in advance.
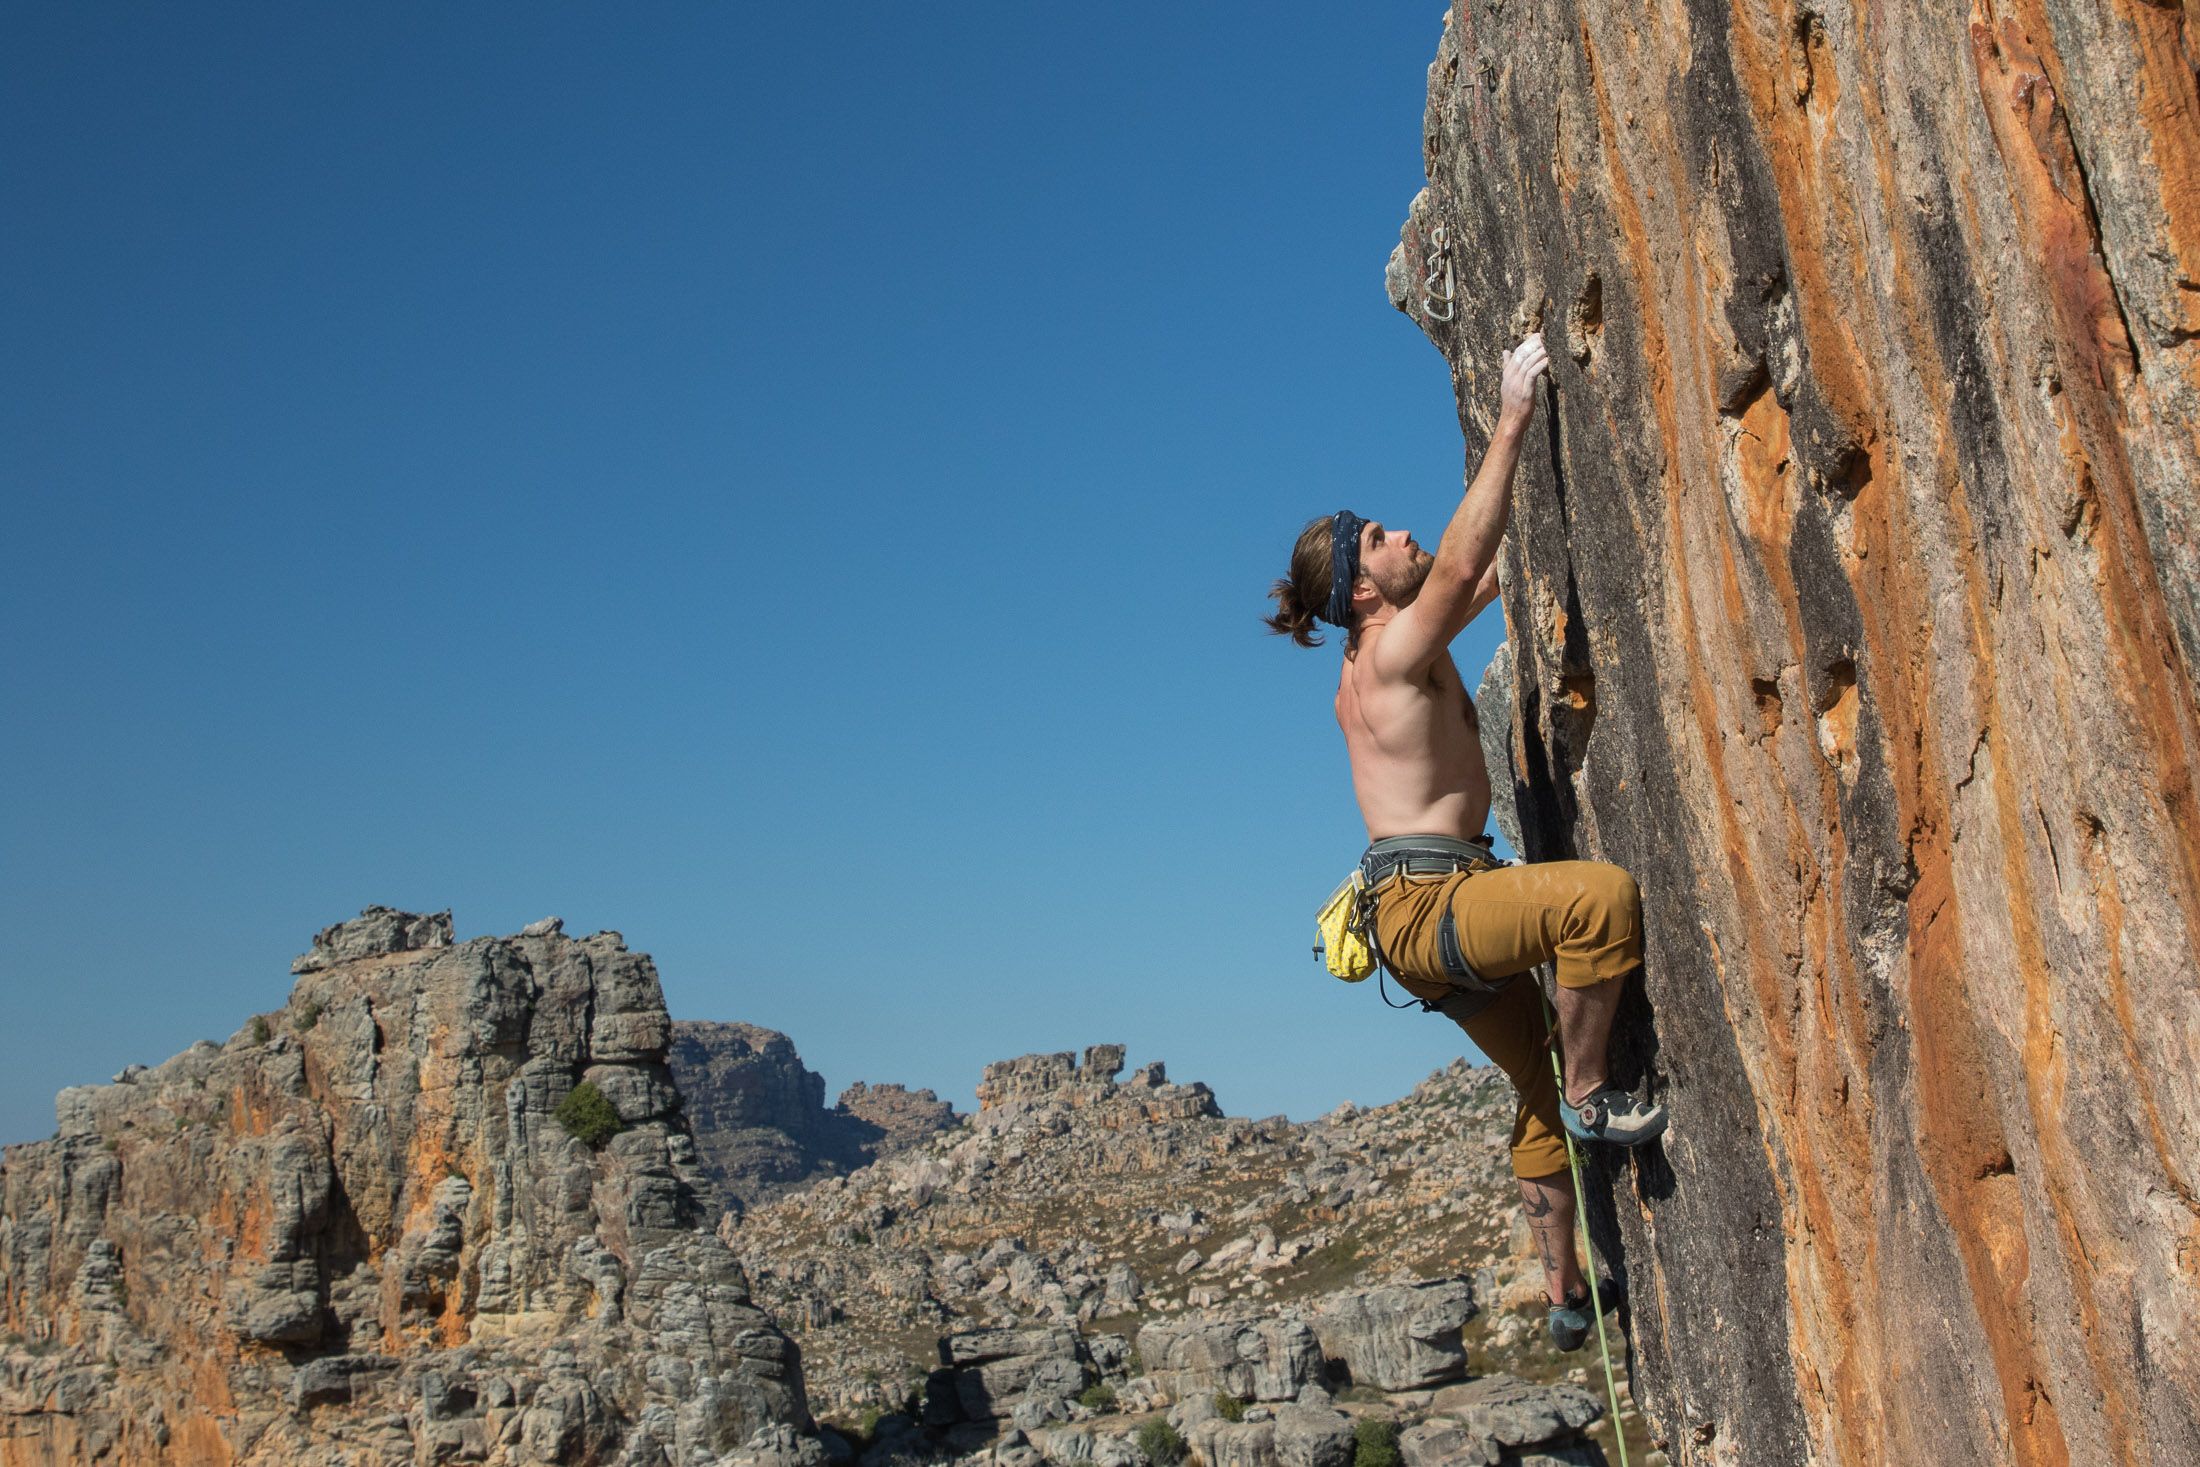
[0,909,814,1467]
[1388,2,2200,1463]
[669,1022,959,1212]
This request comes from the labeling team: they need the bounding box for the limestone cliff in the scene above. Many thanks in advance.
[1390,2,2200,1464]
[669,1023,958,1212]
[0,910,813,1467]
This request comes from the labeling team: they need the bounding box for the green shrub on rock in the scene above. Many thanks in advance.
[1214,1393,1247,1423]
[1136,1418,1186,1467]
[555,1081,623,1146]
[1079,1384,1117,1411]
[1352,1419,1401,1467]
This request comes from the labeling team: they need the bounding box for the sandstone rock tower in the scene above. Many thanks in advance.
[1390,3,2200,1464]
[0,909,812,1467]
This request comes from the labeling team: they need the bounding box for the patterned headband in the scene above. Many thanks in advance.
[1321,510,1367,628]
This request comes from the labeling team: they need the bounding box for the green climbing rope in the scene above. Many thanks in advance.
[1537,980,1631,1467]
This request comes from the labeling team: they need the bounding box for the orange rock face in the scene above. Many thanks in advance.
[1390,2,2200,1463]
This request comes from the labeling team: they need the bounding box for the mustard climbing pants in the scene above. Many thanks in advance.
[1370,860,1642,1179]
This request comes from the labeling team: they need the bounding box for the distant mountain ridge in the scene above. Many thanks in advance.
[668,1021,958,1211]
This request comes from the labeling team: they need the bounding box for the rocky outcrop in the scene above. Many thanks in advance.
[834,1084,957,1160]
[927,1327,1094,1432]
[1309,1280,1478,1392]
[1128,1282,1480,1409]
[1391,2,2200,1464]
[670,1023,958,1211]
[1398,1377,1607,1467]
[0,909,813,1467]
[1173,1385,1359,1467]
[1132,1315,1327,1404]
[973,1048,1221,1128]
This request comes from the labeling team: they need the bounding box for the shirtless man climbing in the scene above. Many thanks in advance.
[1265,331,1665,1352]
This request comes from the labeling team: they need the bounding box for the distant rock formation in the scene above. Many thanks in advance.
[1389,3,2200,1464]
[0,909,814,1467]
[835,1081,958,1159]
[973,1045,1221,1128]
[669,1021,958,1210]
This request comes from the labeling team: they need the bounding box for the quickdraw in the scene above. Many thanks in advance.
[1422,223,1457,323]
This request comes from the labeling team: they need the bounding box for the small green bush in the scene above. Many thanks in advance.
[249,1017,271,1046]
[1136,1418,1186,1467]
[850,1228,872,1246]
[554,1081,624,1146]
[1352,1420,1400,1467]
[1213,1393,1247,1423]
[1079,1384,1117,1411]
[295,1001,323,1032]
[1125,1350,1145,1376]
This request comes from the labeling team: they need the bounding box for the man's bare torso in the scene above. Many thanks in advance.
[1336,622,1491,841]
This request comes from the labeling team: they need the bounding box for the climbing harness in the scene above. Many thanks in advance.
[1422,223,1457,323]
[1350,838,1517,1016]
[1537,981,1633,1467]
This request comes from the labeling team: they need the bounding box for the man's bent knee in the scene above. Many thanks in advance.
[1554,861,1642,989]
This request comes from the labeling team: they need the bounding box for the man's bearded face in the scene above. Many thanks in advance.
[1367,546,1435,607]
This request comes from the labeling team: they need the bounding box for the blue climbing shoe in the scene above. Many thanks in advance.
[1562,1085,1668,1146]
[1547,1279,1623,1352]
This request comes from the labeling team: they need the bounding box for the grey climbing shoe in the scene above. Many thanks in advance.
[1547,1282,1619,1352]
[1562,1085,1668,1146]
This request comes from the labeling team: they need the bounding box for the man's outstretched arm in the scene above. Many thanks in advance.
[1375,332,1547,675]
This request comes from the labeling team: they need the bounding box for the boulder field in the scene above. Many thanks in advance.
[3,913,1622,1467]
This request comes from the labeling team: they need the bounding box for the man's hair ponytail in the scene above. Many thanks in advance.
[1264,516,1339,649]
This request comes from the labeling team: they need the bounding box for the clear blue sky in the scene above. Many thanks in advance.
[1,3,1515,1146]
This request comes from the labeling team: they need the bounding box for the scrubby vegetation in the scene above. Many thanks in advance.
[1136,1419,1186,1467]
[1352,1419,1401,1467]
[554,1081,623,1146]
